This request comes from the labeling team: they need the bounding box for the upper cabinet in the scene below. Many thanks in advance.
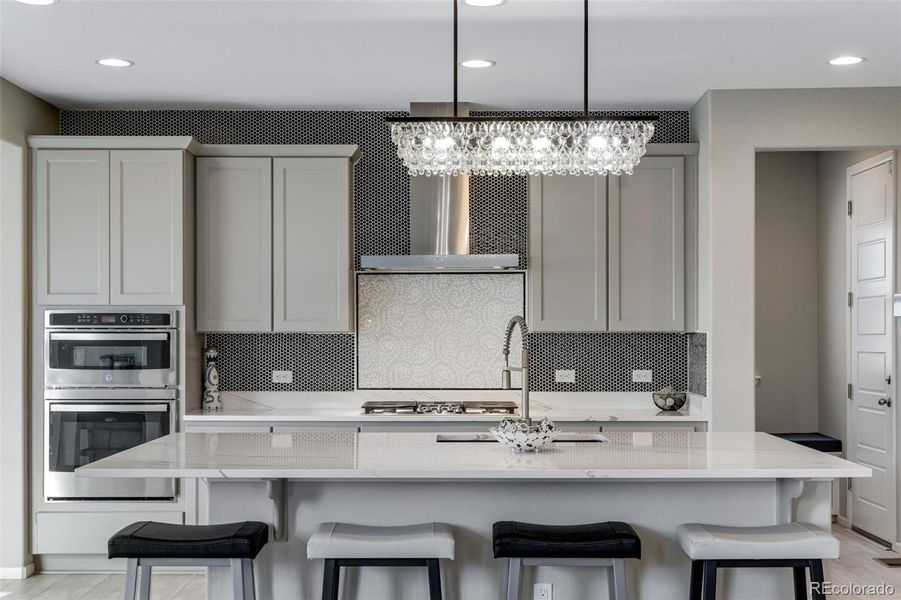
[196,149,358,333]
[196,157,273,332]
[34,146,188,306]
[529,174,607,331]
[528,149,691,332]
[608,156,685,331]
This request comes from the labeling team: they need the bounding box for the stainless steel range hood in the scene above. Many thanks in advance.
[360,102,519,271]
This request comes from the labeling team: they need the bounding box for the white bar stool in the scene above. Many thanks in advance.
[676,522,839,600]
[307,522,455,600]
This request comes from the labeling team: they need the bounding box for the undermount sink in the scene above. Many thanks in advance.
[436,433,608,443]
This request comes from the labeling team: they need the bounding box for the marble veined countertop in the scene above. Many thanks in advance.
[78,431,868,480]
[183,391,710,423]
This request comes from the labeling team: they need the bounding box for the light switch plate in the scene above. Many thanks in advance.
[632,369,653,383]
[555,369,576,383]
[272,370,293,384]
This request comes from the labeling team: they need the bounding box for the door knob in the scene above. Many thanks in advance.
[878,397,892,407]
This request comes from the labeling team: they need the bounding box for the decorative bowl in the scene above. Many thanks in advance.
[652,386,687,411]
[491,417,557,453]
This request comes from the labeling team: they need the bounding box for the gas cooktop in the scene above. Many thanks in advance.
[361,400,518,415]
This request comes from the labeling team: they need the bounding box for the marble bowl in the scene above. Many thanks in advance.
[491,417,557,452]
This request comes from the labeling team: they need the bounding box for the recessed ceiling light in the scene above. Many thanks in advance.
[464,0,505,6]
[15,0,57,5]
[96,58,134,68]
[829,56,865,66]
[460,59,495,69]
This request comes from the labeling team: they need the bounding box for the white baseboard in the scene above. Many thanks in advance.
[835,515,850,528]
[0,563,35,580]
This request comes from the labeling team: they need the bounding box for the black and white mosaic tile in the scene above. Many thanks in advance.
[63,108,699,393]
[529,332,688,393]
[687,333,707,397]
[204,333,354,392]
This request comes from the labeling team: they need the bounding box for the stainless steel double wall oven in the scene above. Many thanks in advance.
[43,310,177,501]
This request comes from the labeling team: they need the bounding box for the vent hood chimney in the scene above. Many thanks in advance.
[360,102,519,271]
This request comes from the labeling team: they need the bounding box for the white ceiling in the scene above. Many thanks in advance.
[2,0,900,111]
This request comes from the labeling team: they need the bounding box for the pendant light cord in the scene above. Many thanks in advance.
[453,0,459,117]
[584,0,589,115]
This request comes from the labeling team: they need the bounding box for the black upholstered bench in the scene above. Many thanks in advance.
[493,521,641,600]
[109,521,268,600]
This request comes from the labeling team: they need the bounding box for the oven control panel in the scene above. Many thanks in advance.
[47,311,174,328]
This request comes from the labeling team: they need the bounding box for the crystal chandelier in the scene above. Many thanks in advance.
[387,0,657,177]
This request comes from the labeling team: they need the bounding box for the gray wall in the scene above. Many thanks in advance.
[754,152,820,433]
[0,77,58,577]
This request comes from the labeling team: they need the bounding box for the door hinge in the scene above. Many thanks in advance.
[848,200,853,216]
[887,374,892,385]
[848,478,853,490]
[848,292,854,308]
[848,383,853,399]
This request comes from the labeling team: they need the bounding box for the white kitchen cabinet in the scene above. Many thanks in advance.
[196,157,273,331]
[608,156,685,331]
[529,174,608,331]
[35,150,110,305]
[273,158,352,332]
[110,150,185,305]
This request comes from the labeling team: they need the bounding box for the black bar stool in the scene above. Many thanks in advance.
[108,521,268,600]
[676,522,838,600]
[493,521,642,600]
[307,522,455,600]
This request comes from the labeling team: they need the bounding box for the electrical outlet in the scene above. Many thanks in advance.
[272,370,293,384]
[632,369,653,383]
[533,583,553,600]
[555,369,576,383]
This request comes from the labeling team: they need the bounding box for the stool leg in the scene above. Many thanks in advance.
[809,560,825,600]
[230,558,246,600]
[701,561,717,600]
[506,557,522,600]
[242,559,256,600]
[426,559,442,600]
[138,564,152,600]
[792,565,807,600]
[322,559,340,600]
[611,558,628,600]
[123,558,139,600]
[689,560,703,600]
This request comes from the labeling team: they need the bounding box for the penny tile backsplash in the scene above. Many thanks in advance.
[63,108,706,396]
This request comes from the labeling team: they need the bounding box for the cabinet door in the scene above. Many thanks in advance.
[273,158,351,332]
[609,156,685,331]
[35,150,110,305]
[528,174,607,331]
[110,150,184,305]
[196,157,272,331]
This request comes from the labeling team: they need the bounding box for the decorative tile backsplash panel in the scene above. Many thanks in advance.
[688,333,708,397]
[530,332,688,393]
[64,109,704,395]
[357,273,525,389]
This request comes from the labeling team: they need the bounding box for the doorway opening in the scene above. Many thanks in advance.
[754,149,898,546]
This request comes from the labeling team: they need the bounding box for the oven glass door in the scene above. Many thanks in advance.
[45,402,175,500]
[46,332,175,387]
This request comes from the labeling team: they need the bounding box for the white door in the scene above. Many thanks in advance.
[196,157,272,332]
[849,155,897,544]
[34,150,110,305]
[272,158,352,332]
[110,150,184,305]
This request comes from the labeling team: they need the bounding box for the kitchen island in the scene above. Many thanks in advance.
[79,431,868,600]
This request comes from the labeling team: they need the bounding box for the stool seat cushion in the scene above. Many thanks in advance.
[675,522,839,560]
[108,521,269,560]
[492,521,641,559]
[307,522,455,560]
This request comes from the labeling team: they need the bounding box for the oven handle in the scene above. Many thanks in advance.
[48,403,171,413]
[48,332,170,341]
[45,388,176,400]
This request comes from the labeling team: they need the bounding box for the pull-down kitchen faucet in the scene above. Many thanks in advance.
[501,315,530,421]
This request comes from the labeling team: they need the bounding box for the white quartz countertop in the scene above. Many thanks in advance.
[183,391,709,423]
[78,431,868,480]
